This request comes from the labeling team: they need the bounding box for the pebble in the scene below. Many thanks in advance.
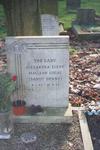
[93,84,100,89]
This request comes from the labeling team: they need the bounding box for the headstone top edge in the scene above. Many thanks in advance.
[6,36,69,39]
[6,36,69,45]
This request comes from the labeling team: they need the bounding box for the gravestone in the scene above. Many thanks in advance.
[67,0,81,10]
[40,0,59,35]
[41,14,59,35]
[76,9,95,25]
[6,36,69,108]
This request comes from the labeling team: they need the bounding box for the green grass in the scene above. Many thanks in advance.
[58,0,100,29]
[81,0,100,15]
[58,0,76,29]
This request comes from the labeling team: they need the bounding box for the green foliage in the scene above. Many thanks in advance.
[0,73,16,112]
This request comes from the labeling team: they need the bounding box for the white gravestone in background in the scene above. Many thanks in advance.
[41,14,59,35]
[6,36,69,107]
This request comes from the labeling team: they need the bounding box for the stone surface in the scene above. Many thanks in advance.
[72,24,100,40]
[13,104,73,123]
[41,14,59,35]
[6,36,69,107]
[78,111,94,150]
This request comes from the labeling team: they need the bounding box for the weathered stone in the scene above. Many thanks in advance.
[41,14,59,35]
[6,36,69,107]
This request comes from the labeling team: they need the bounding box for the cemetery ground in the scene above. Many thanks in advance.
[0,1,100,150]
[0,35,100,150]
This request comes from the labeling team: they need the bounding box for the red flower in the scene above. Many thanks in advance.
[12,75,17,81]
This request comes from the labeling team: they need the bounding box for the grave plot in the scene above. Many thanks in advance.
[0,46,84,148]
[0,113,84,150]
[6,36,72,123]
[72,9,100,39]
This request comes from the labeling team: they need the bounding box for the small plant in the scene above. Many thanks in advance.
[0,72,16,112]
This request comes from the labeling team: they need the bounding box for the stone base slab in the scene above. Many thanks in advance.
[72,24,100,40]
[13,104,73,123]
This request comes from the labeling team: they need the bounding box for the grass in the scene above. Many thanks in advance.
[81,0,100,15]
[58,0,100,29]
[58,0,76,29]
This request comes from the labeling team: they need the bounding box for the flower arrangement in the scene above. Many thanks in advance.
[0,73,17,112]
[85,100,100,116]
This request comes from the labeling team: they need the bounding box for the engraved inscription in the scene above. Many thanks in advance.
[24,57,64,90]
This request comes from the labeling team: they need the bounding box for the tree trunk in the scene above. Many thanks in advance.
[2,0,42,36]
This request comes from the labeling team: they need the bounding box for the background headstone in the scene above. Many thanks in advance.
[7,36,69,107]
[67,0,81,10]
[76,9,95,25]
[41,14,59,35]
[40,0,59,35]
